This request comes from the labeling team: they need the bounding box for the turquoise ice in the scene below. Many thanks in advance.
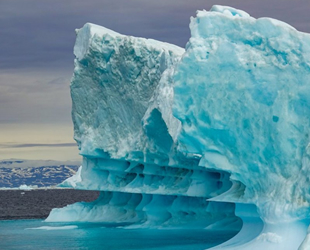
[47,5,310,250]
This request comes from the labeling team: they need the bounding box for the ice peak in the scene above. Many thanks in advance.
[210,5,250,18]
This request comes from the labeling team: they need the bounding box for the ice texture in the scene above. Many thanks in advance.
[47,5,310,250]
[48,22,238,230]
[71,23,184,161]
[174,5,310,223]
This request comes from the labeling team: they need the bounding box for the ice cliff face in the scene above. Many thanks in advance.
[174,6,310,224]
[71,23,184,160]
[48,22,237,229]
[47,5,310,250]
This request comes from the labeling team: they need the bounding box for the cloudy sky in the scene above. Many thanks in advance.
[0,0,309,161]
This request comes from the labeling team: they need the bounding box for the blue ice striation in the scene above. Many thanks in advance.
[47,5,310,250]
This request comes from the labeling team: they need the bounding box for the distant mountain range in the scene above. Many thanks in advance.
[0,160,81,188]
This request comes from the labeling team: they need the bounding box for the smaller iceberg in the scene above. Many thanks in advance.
[18,184,38,190]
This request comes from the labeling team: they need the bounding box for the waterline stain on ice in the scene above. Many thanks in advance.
[26,225,78,230]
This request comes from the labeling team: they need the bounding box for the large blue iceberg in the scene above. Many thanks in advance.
[47,5,310,250]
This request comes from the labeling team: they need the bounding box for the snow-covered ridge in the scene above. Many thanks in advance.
[0,160,80,188]
[0,159,80,169]
[47,5,310,250]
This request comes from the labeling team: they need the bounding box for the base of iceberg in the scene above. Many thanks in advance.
[47,191,241,230]
[210,204,310,249]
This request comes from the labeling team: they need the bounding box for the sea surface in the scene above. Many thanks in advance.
[0,189,238,249]
[0,219,237,250]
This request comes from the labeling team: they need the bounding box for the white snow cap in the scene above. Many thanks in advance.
[210,5,250,17]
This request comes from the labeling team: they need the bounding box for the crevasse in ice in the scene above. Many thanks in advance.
[47,5,310,250]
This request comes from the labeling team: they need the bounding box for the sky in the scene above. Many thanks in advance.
[0,0,310,161]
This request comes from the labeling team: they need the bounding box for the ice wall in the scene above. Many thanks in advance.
[71,23,183,160]
[172,5,310,249]
[47,22,239,230]
[174,5,310,223]
[47,5,310,250]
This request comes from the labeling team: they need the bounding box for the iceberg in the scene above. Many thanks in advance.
[47,5,310,249]
[47,21,238,230]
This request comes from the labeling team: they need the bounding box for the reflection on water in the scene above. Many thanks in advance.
[0,219,238,250]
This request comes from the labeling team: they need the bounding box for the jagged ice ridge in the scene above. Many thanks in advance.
[47,5,310,250]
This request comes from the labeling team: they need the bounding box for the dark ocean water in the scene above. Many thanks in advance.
[0,189,99,220]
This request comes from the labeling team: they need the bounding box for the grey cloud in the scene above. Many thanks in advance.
[1,0,310,126]
[1,0,310,71]
[0,71,72,124]
[48,77,69,85]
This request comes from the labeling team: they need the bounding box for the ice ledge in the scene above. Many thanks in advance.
[74,22,184,62]
[74,23,117,61]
